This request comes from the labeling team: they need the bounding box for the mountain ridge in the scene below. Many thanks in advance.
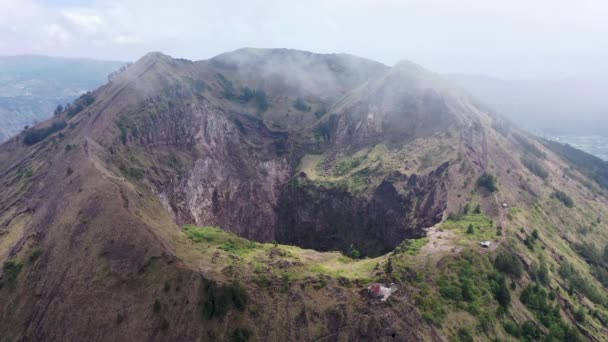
[1,48,608,341]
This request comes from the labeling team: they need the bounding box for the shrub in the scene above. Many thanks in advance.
[54,105,63,116]
[3,260,23,283]
[203,280,248,319]
[473,204,481,214]
[466,224,475,234]
[559,262,605,304]
[477,173,497,192]
[66,92,95,117]
[574,306,586,323]
[314,120,332,142]
[23,120,67,145]
[491,276,511,309]
[503,320,520,337]
[494,251,523,279]
[521,156,549,179]
[232,328,251,342]
[439,283,463,301]
[552,191,573,208]
[253,274,271,287]
[254,90,269,111]
[29,248,43,263]
[457,328,474,342]
[153,299,161,312]
[520,320,541,341]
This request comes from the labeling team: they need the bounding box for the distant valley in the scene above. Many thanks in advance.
[0,55,125,142]
[446,73,608,135]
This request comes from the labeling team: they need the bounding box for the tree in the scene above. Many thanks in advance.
[574,306,586,323]
[473,204,481,214]
[54,105,63,116]
[466,224,475,234]
[494,250,523,279]
[477,173,497,192]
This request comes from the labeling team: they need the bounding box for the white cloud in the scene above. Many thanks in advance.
[0,0,607,78]
[46,24,72,46]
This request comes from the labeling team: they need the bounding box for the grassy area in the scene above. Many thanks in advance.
[182,225,381,281]
[393,237,429,256]
[442,214,497,243]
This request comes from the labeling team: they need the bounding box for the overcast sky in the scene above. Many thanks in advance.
[1,0,607,78]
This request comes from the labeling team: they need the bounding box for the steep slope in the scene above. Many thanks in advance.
[1,49,608,341]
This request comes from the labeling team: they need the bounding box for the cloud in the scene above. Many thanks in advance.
[1,0,608,78]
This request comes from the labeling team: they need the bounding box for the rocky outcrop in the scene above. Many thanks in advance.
[276,163,449,257]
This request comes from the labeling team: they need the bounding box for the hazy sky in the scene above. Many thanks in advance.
[1,0,608,78]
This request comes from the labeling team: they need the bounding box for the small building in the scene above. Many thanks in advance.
[368,283,398,301]
[480,241,492,248]
[502,203,509,208]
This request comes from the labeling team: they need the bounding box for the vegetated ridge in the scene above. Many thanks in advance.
[1,48,608,341]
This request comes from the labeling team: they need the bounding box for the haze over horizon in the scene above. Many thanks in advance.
[2,0,608,79]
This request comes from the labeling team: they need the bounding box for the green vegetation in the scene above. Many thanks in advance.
[237,87,269,112]
[521,156,549,179]
[66,92,95,117]
[559,261,605,305]
[520,284,583,341]
[23,120,67,145]
[443,213,496,241]
[333,155,365,176]
[572,241,608,288]
[393,238,428,256]
[551,190,574,208]
[2,259,23,283]
[119,164,145,180]
[29,248,43,263]
[203,280,248,319]
[184,225,260,255]
[503,320,542,341]
[183,225,379,281]
[293,98,311,111]
[217,73,236,100]
[314,120,332,142]
[473,204,481,214]
[412,252,509,334]
[494,250,523,279]
[477,172,497,192]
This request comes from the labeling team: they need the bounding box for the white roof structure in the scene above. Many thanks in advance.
[368,283,399,301]
[480,241,492,248]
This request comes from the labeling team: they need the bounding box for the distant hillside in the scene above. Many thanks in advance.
[0,55,126,141]
[446,73,608,134]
